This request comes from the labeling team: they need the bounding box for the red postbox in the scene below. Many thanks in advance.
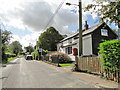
[73,48,78,56]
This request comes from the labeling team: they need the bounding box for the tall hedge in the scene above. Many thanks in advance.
[32,49,50,60]
[99,40,120,71]
[32,50,39,60]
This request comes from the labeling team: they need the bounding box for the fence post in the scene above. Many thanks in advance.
[75,56,78,70]
[57,55,59,67]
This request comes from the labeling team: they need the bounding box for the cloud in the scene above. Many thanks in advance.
[0,0,98,35]
[10,34,21,44]
[20,32,40,47]
[11,32,40,48]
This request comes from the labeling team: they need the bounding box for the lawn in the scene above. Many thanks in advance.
[59,63,74,67]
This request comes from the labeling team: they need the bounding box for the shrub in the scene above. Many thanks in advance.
[42,49,51,55]
[32,49,50,60]
[6,54,16,58]
[33,50,39,60]
[99,39,120,71]
[2,44,8,62]
[50,51,71,63]
[31,52,35,59]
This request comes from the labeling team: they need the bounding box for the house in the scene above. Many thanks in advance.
[57,21,118,61]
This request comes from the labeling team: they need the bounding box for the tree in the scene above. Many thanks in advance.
[24,46,34,54]
[1,30,12,62]
[38,27,64,51]
[2,30,12,45]
[84,1,120,25]
[9,41,23,56]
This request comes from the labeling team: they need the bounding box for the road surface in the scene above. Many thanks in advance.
[2,57,95,88]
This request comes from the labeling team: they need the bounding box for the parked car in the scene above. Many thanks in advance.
[26,55,33,60]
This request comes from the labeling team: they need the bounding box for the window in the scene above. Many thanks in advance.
[101,29,108,36]
[65,47,72,54]
[65,48,68,54]
[68,38,72,43]
[68,47,72,54]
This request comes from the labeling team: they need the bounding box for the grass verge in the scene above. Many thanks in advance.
[7,57,18,63]
[59,63,74,67]
[2,56,18,64]
[42,60,74,67]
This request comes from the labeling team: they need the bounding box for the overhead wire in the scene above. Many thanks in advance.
[42,0,66,32]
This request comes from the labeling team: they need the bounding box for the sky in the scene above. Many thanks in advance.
[0,0,118,48]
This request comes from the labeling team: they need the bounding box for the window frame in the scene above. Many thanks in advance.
[68,47,72,54]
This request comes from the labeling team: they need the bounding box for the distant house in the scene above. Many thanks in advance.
[57,21,118,61]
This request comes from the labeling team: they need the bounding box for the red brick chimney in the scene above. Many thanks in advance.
[84,21,88,30]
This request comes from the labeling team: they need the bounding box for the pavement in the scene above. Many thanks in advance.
[39,60,119,89]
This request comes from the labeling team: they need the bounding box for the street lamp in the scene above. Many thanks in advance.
[66,0,82,56]
[66,3,79,6]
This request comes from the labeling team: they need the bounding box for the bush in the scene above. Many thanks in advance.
[99,39,120,71]
[32,50,39,60]
[32,49,51,60]
[19,52,25,55]
[2,44,8,62]
[50,51,71,63]
[6,54,16,58]
[42,49,51,55]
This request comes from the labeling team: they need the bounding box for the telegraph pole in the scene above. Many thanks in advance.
[79,0,82,56]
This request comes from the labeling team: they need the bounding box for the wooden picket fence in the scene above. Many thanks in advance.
[76,56,120,83]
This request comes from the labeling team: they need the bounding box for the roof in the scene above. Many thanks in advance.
[62,40,78,48]
[60,22,104,42]
[82,22,103,35]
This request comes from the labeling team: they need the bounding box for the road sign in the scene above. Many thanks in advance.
[39,48,42,52]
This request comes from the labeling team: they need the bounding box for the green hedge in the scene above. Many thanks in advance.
[2,53,16,64]
[99,39,120,71]
[42,49,50,55]
[32,49,50,60]
[6,54,16,58]
[2,44,8,62]
[32,50,39,60]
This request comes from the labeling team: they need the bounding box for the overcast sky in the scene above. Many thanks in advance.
[0,0,118,48]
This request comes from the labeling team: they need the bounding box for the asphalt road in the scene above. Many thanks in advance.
[2,57,95,88]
